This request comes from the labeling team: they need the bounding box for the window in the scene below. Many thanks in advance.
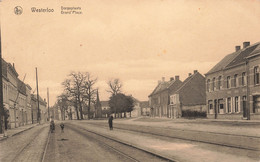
[207,79,210,92]
[218,99,224,109]
[242,72,246,86]
[208,100,213,110]
[235,97,239,112]
[227,76,231,89]
[234,74,238,87]
[254,66,259,85]
[227,98,231,113]
[212,77,216,91]
[218,76,222,89]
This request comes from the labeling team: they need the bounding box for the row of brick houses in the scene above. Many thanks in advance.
[2,59,47,129]
[206,41,260,120]
[149,71,206,119]
[149,41,260,120]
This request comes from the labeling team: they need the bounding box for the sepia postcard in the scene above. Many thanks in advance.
[0,0,259,161]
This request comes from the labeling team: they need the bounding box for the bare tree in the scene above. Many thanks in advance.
[62,72,87,120]
[83,73,97,120]
[107,78,122,96]
[57,94,69,120]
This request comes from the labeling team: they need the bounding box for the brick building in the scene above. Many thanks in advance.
[170,70,206,118]
[205,41,260,120]
[149,76,182,118]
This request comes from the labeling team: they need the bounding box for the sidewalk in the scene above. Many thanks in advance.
[0,123,38,141]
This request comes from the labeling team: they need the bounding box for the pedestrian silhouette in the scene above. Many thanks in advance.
[50,120,55,133]
[108,115,113,130]
[60,122,65,133]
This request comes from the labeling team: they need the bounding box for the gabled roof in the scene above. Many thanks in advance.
[173,72,206,106]
[175,72,205,93]
[206,41,260,75]
[226,42,260,68]
[206,51,240,75]
[248,42,260,57]
[149,79,179,97]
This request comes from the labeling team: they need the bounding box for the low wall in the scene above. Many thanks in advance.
[182,105,207,112]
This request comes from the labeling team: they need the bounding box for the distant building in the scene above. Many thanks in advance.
[17,79,27,126]
[170,70,206,118]
[149,76,182,118]
[140,101,150,116]
[101,101,109,118]
[31,94,47,123]
[25,84,32,124]
[205,41,260,120]
[131,97,141,117]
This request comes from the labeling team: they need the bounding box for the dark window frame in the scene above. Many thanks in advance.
[254,66,259,85]
[227,76,231,89]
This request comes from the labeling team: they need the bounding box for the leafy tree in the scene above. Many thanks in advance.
[108,93,134,118]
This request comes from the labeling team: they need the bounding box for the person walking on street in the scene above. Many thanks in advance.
[60,122,65,133]
[50,120,55,133]
[108,115,113,130]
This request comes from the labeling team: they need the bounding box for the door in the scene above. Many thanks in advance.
[214,100,218,119]
[243,101,247,118]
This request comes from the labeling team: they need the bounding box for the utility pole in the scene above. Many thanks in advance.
[0,27,4,134]
[47,88,50,121]
[36,68,40,123]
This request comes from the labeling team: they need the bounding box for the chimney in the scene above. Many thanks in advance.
[235,46,241,52]
[13,63,15,68]
[188,73,192,77]
[193,70,198,74]
[243,42,250,48]
[162,77,165,82]
[175,75,179,80]
[170,77,174,81]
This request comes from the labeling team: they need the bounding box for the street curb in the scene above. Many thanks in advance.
[0,124,39,141]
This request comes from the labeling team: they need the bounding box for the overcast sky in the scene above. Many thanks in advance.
[1,0,260,106]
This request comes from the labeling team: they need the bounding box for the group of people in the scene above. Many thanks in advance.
[49,115,113,132]
[50,120,65,133]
